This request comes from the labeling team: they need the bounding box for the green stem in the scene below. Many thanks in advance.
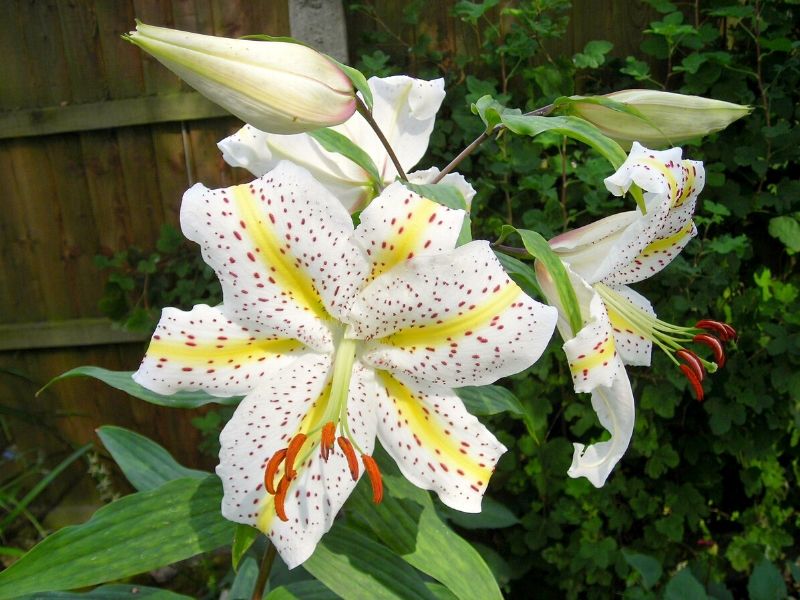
[355,96,407,181]
[251,541,277,600]
[432,103,556,184]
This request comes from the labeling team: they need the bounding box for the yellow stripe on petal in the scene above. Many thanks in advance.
[637,157,679,203]
[641,222,694,255]
[232,185,329,319]
[147,338,303,366]
[568,335,616,376]
[255,381,332,532]
[382,283,521,348]
[369,199,439,280]
[674,160,697,208]
[377,370,492,483]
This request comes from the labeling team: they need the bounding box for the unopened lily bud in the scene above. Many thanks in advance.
[125,22,356,134]
[567,89,751,148]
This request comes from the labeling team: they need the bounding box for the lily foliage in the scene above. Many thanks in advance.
[0,19,752,600]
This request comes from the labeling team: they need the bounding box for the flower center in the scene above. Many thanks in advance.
[594,282,736,401]
[262,334,383,521]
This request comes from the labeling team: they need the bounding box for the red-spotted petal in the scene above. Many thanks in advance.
[180,162,367,351]
[604,285,655,367]
[133,304,307,396]
[374,370,505,512]
[352,241,557,387]
[352,182,466,282]
[216,356,376,569]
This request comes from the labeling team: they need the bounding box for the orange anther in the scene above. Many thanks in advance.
[264,448,287,495]
[321,422,336,461]
[337,437,359,480]
[676,349,704,382]
[284,433,307,480]
[680,364,704,401]
[362,455,383,504]
[694,333,725,368]
[274,476,290,522]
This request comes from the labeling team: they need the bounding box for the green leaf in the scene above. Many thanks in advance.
[622,550,663,589]
[500,113,646,211]
[502,114,627,168]
[308,128,382,186]
[232,524,260,570]
[266,580,338,600]
[18,585,193,599]
[514,227,583,335]
[229,555,259,599]
[768,216,800,254]
[305,524,437,600]
[0,477,234,598]
[456,385,525,416]
[327,59,374,110]
[496,252,542,298]
[0,443,92,532]
[471,94,520,131]
[747,559,788,600]
[573,40,614,69]
[40,367,241,408]
[348,452,503,600]
[96,426,207,492]
[663,568,708,600]
[438,495,520,529]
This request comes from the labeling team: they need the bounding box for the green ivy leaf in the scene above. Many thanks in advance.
[768,216,800,254]
[622,550,663,589]
[97,426,207,492]
[0,477,234,598]
[747,559,788,600]
[40,367,242,408]
[573,40,614,69]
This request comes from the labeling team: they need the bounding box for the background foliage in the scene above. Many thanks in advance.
[70,0,800,597]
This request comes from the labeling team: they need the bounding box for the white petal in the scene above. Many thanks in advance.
[216,356,377,569]
[562,293,622,393]
[374,371,505,512]
[605,285,654,367]
[407,168,477,211]
[369,76,445,179]
[133,304,307,396]
[567,363,635,488]
[353,241,557,387]
[352,182,465,282]
[604,142,683,199]
[180,162,367,350]
[218,125,371,213]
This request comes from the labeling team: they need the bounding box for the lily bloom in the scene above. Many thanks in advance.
[125,22,356,134]
[133,161,557,567]
[219,75,475,212]
[536,142,735,487]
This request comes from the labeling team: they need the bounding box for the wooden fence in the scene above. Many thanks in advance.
[0,0,654,513]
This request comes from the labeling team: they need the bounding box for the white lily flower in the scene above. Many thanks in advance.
[218,75,475,212]
[133,161,557,567]
[536,143,735,487]
[126,22,356,134]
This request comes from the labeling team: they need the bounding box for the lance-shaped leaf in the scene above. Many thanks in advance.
[348,454,503,600]
[96,425,207,492]
[0,477,234,598]
[15,585,194,599]
[304,523,437,600]
[41,366,241,408]
[308,128,382,187]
